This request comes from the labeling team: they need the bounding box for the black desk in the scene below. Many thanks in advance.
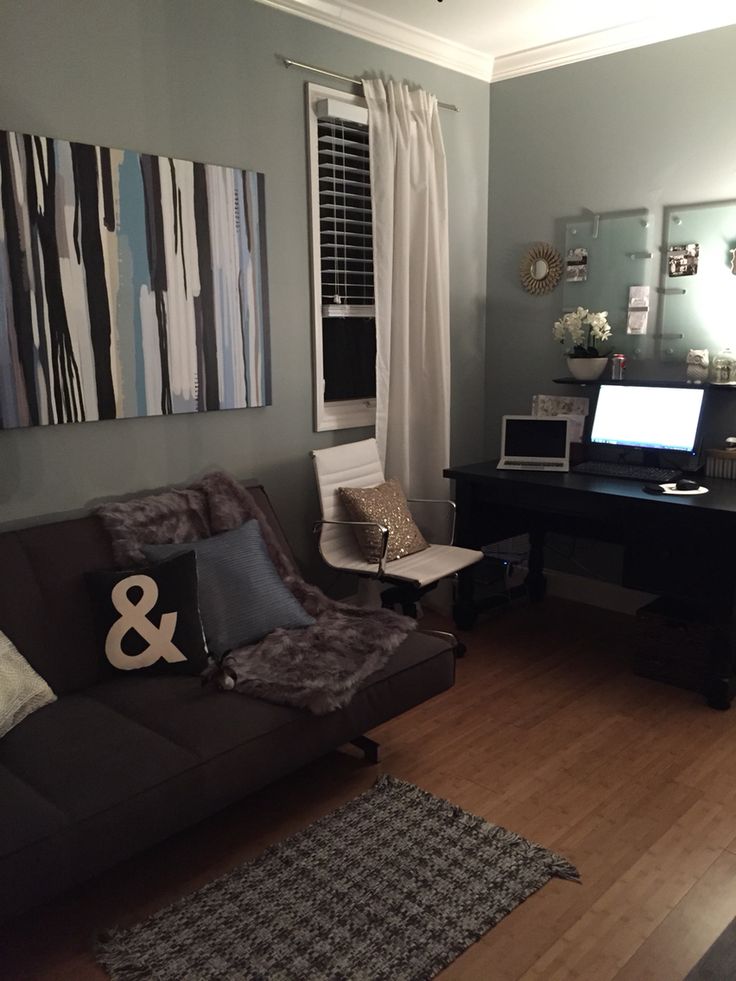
[444,461,736,709]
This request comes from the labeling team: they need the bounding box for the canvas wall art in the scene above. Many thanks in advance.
[0,129,271,429]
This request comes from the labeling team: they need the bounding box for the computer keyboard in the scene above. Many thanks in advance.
[572,460,682,483]
[505,460,566,469]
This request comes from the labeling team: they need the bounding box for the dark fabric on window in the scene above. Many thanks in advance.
[323,317,376,402]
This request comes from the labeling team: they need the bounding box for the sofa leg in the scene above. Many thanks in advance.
[350,736,380,764]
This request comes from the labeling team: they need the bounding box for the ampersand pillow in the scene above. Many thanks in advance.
[86,551,209,676]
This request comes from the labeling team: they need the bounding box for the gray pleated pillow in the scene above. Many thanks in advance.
[143,521,314,657]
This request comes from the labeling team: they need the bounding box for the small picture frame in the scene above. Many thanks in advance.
[668,243,699,277]
[565,247,588,282]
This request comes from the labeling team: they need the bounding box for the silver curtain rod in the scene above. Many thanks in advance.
[282,58,460,113]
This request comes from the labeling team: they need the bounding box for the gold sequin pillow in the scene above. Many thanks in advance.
[339,478,429,563]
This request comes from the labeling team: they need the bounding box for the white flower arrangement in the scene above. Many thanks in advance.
[553,307,612,358]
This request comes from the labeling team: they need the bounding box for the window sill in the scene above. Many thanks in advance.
[316,398,376,432]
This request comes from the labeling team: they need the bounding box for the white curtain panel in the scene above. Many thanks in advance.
[362,78,451,501]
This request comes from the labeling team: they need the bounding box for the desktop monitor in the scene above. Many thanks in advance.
[589,384,705,461]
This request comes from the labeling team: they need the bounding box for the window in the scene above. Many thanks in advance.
[306,83,376,431]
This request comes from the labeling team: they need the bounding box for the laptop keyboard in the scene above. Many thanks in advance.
[572,460,681,482]
[507,460,566,468]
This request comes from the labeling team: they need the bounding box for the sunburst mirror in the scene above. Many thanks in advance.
[519,242,563,295]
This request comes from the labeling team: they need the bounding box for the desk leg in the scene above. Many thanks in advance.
[452,479,479,630]
[453,566,478,630]
[705,617,736,711]
[526,525,547,603]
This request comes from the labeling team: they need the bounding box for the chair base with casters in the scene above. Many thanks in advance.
[380,579,437,619]
[377,580,466,656]
[311,438,483,655]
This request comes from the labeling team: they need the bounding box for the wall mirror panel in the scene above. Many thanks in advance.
[562,210,652,361]
[658,199,736,365]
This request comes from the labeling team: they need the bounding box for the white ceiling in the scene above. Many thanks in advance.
[256,0,736,81]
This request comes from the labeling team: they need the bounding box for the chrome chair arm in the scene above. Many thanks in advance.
[312,518,390,578]
[405,498,457,545]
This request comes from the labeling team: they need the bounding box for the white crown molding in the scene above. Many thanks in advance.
[492,12,736,83]
[253,0,494,82]
[257,0,736,86]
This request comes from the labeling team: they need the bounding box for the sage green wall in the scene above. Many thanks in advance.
[0,0,489,569]
[486,26,736,584]
[486,25,736,454]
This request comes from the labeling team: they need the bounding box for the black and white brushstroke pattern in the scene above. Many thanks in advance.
[0,129,271,429]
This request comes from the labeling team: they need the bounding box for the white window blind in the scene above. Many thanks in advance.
[308,84,376,432]
[316,103,374,317]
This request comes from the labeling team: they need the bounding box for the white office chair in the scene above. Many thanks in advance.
[311,438,483,619]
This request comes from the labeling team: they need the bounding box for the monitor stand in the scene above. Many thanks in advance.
[641,448,663,469]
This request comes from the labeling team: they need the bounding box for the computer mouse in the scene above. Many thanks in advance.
[643,484,665,494]
[675,477,700,491]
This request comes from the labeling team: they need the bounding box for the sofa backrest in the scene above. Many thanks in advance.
[0,514,114,694]
[0,480,293,695]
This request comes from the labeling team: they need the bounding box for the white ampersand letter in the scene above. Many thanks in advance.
[105,575,186,670]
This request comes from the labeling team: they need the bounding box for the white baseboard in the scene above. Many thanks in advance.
[545,569,655,615]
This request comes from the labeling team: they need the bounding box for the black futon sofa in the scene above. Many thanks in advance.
[0,481,455,921]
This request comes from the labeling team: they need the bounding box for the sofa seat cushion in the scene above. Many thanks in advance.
[91,674,300,760]
[88,632,456,817]
[0,631,455,919]
[91,632,453,760]
[0,765,67,856]
[360,630,454,686]
[0,695,197,826]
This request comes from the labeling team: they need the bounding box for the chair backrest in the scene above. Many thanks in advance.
[312,438,385,568]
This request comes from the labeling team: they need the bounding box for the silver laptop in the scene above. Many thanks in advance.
[497,415,570,472]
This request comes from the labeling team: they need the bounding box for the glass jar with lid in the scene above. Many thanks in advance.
[711,347,736,385]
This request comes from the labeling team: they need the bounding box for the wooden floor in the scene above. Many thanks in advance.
[3,597,736,980]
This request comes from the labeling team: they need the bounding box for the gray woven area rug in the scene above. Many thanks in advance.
[97,774,580,981]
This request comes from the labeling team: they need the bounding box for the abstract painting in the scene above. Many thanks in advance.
[0,130,270,429]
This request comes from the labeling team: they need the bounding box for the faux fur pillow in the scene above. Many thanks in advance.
[339,478,429,563]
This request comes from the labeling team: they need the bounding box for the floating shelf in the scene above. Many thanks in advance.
[553,376,616,386]
[553,377,735,389]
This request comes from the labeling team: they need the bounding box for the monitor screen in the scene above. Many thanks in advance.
[590,385,705,453]
[504,417,568,458]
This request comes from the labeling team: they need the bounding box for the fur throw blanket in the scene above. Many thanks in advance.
[95,471,414,714]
